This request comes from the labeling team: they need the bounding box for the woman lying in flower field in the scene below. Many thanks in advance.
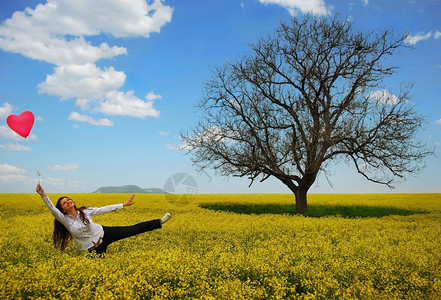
[36,183,172,254]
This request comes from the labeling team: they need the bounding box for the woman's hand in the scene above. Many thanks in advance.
[123,194,135,207]
[36,184,45,196]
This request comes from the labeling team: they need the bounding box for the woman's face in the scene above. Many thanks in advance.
[60,197,75,212]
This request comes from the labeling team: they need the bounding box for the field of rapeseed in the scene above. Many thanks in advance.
[0,193,440,299]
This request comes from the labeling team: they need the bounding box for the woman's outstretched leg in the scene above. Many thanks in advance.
[104,219,162,243]
[92,213,171,254]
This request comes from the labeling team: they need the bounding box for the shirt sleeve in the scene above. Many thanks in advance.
[41,195,68,226]
[87,204,124,216]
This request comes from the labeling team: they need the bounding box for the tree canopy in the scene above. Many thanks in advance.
[180,14,432,214]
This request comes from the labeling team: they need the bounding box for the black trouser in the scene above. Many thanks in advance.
[89,219,162,254]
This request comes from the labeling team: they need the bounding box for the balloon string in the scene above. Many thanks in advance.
[25,138,41,184]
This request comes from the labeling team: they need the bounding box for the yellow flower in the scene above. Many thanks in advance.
[0,193,440,299]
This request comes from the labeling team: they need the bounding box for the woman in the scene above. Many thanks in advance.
[36,183,171,254]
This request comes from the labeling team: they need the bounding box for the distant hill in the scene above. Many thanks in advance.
[93,185,167,194]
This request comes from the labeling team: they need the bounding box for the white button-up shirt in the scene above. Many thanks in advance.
[42,195,123,250]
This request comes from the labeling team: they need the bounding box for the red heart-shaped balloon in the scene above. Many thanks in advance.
[6,111,35,139]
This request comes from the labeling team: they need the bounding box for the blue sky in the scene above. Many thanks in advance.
[0,0,440,194]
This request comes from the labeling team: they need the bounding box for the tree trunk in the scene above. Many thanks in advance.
[294,187,309,214]
[283,180,309,215]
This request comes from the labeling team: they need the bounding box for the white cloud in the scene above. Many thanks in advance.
[66,180,82,189]
[0,174,32,184]
[39,63,163,120]
[405,32,432,45]
[95,90,160,118]
[39,177,84,190]
[177,126,238,151]
[48,163,78,171]
[0,125,37,141]
[369,89,399,105]
[436,119,441,125]
[0,143,30,151]
[166,144,179,150]
[258,0,329,16]
[0,0,172,63]
[26,133,38,141]
[435,30,441,39]
[362,0,369,6]
[0,32,126,66]
[68,112,114,126]
[0,163,26,174]
[159,131,171,136]
[38,64,126,100]
[0,102,13,119]
[0,0,173,121]
[43,177,66,187]
[145,91,162,101]
[0,125,20,140]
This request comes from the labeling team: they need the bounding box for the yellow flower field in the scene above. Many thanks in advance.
[0,193,440,299]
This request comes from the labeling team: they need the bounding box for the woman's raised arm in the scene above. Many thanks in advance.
[36,184,67,224]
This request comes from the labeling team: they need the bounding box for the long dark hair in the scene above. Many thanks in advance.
[53,196,89,251]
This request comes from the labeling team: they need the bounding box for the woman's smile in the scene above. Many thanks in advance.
[60,198,74,212]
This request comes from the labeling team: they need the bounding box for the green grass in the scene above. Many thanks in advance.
[199,203,428,218]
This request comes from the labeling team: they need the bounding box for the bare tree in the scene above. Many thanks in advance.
[180,14,432,214]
